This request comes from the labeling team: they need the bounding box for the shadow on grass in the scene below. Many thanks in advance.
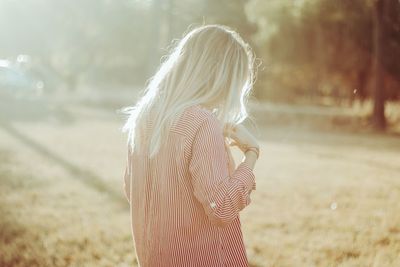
[0,118,127,209]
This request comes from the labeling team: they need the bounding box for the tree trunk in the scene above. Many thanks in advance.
[371,0,386,130]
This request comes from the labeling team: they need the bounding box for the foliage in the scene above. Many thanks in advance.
[247,0,400,103]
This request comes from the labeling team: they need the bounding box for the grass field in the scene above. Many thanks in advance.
[0,96,399,267]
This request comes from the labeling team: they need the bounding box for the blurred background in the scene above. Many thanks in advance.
[0,0,399,266]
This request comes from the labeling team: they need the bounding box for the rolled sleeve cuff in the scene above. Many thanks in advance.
[235,161,256,192]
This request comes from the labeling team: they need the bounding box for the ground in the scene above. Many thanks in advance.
[0,95,399,267]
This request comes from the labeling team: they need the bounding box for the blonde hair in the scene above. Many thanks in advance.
[120,24,258,158]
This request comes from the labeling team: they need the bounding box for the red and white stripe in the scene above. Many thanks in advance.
[123,104,256,267]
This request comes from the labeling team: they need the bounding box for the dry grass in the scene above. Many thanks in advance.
[0,99,399,267]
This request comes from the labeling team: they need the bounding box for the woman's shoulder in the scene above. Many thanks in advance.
[185,104,221,128]
[172,104,221,138]
[187,104,215,119]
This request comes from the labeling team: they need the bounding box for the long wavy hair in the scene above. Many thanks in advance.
[120,24,258,158]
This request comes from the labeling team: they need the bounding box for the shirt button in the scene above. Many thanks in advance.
[210,202,216,208]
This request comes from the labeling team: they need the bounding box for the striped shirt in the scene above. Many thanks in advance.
[123,104,256,267]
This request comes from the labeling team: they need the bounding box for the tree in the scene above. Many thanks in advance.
[371,0,386,130]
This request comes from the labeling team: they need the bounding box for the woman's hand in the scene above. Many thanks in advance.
[223,123,259,153]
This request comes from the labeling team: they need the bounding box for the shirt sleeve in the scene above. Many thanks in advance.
[189,115,256,228]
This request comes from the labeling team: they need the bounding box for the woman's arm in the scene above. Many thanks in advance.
[189,115,257,228]
[243,149,258,170]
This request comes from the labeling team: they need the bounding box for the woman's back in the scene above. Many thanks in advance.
[124,104,256,267]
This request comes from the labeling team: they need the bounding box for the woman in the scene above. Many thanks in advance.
[121,24,260,267]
